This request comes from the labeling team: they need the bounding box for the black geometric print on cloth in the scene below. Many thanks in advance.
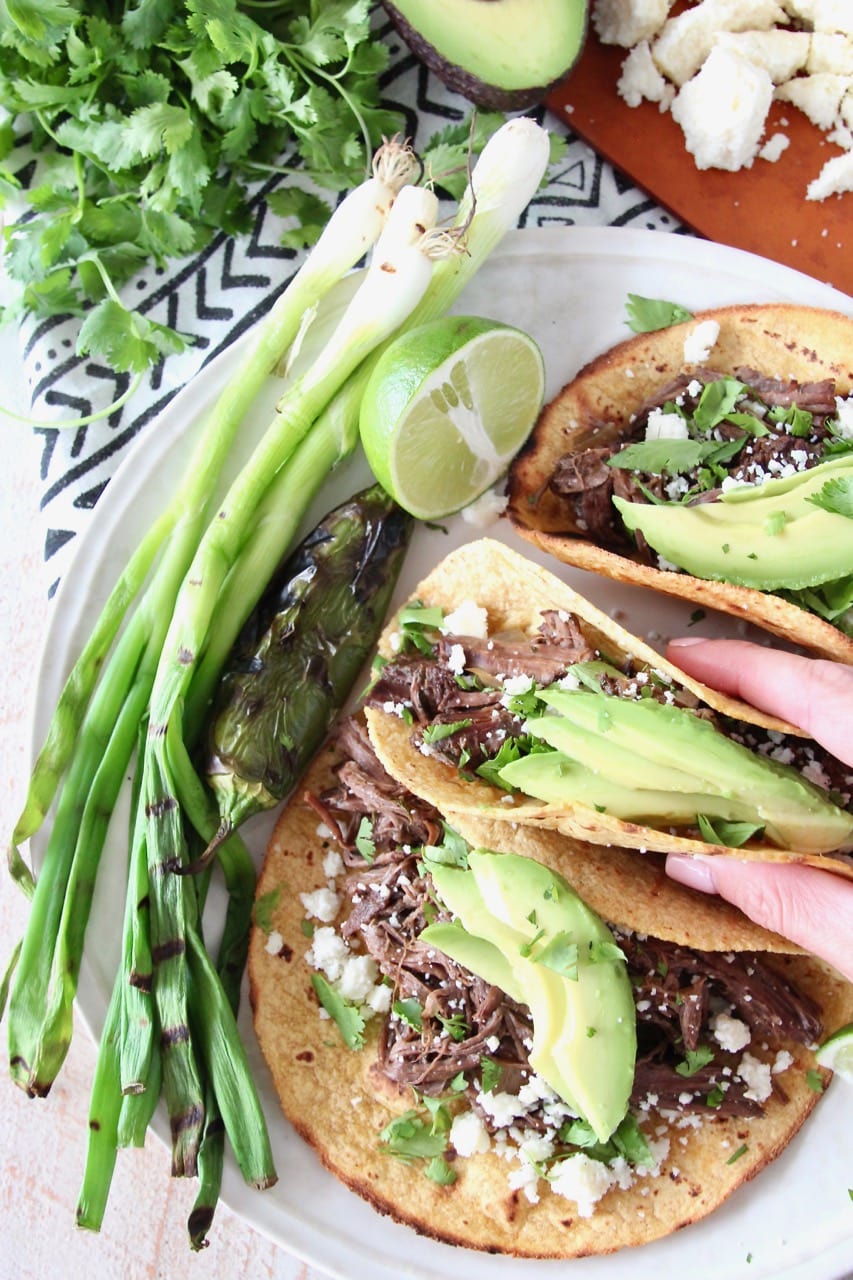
[18,40,680,594]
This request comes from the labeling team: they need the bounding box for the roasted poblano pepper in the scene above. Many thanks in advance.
[204,483,412,844]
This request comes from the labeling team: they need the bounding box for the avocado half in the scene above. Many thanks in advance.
[382,0,589,110]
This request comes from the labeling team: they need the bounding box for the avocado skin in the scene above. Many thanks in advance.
[381,0,587,111]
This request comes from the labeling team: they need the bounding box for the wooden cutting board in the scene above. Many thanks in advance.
[546,35,852,297]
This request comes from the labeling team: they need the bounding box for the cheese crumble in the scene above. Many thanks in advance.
[598,0,853,199]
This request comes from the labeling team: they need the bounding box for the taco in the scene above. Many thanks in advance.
[248,715,853,1258]
[505,303,853,663]
[363,539,853,874]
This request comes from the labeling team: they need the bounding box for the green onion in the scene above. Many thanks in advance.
[4,119,552,1241]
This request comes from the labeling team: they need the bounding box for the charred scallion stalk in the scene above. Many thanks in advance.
[203,483,413,853]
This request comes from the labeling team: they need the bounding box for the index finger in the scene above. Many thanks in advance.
[666,638,853,768]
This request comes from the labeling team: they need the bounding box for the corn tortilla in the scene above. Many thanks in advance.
[506,304,853,664]
[249,737,853,1258]
[364,539,853,878]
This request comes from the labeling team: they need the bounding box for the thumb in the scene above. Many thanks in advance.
[665,853,853,984]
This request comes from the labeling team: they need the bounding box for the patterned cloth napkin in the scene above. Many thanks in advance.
[16,41,685,596]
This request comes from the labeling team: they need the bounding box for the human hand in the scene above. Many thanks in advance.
[662,637,853,983]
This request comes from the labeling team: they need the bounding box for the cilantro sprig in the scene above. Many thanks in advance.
[0,1,522,384]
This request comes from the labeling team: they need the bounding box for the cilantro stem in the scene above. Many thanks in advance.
[0,370,144,429]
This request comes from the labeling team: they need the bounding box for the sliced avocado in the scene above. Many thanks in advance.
[425,851,635,1141]
[505,688,853,853]
[499,749,774,827]
[614,455,853,590]
[525,704,711,795]
[422,918,584,1118]
[382,0,588,111]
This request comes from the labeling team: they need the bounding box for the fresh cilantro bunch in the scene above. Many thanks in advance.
[0,0,404,376]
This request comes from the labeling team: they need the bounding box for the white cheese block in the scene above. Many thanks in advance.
[671,45,774,169]
[775,71,853,128]
[593,0,672,47]
[807,147,853,198]
[807,32,853,75]
[617,39,672,105]
[652,0,791,86]
[713,28,811,81]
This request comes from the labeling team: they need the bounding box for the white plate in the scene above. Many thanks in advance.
[33,227,853,1280]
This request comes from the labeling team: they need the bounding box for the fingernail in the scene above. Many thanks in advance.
[665,853,718,894]
[668,637,707,649]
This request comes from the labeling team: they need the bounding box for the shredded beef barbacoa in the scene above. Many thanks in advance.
[364,616,853,806]
[547,368,841,556]
[306,716,824,1126]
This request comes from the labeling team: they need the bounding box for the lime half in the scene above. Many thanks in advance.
[815,1022,853,1082]
[360,315,545,520]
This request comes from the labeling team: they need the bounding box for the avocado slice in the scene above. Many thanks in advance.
[614,455,853,591]
[424,850,635,1141]
[381,0,589,111]
[503,687,853,853]
[499,749,778,828]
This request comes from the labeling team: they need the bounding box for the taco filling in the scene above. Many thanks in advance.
[506,304,853,659]
[364,599,853,858]
[251,716,835,1242]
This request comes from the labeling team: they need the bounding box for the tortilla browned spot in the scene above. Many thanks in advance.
[507,303,853,665]
[249,739,853,1259]
[365,538,853,878]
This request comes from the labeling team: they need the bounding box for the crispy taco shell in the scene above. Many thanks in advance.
[506,303,853,664]
[249,739,853,1258]
[364,539,853,878]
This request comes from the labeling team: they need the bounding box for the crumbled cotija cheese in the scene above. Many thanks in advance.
[442,600,489,639]
[645,406,690,439]
[299,886,341,923]
[682,318,721,362]
[834,393,853,437]
[460,486,508,528]
[598,0,853,198]
[450,1110,491,1158]
[618,39,673,106]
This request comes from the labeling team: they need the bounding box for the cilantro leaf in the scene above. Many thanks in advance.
[310,974,366,1050]
[267,186,333,250]
[806,1068,825,1093]
[532,931,579,980]
[481,1058,502,1094]
[422,718,472,746]
[807,476,853,520]
[355,816,375,864]
[768,403,814,437]
[422,823,470,869]
[76,298,187,374]
[676,1045,715,1076]
[252,887,280,936]
[626,294,693,333]
[608,436,744,478]
[424,1156,457,1185]
[697,814,765,848]
[692,377,748,432]
[393,997,423,1031]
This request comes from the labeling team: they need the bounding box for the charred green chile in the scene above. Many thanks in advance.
[204,483,412,843]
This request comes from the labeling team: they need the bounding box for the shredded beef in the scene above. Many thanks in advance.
[545,367,842,561]
[734,368,837,419]
[306,718,824,1124]
[306,717,442,858]
[366,612,853,812]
